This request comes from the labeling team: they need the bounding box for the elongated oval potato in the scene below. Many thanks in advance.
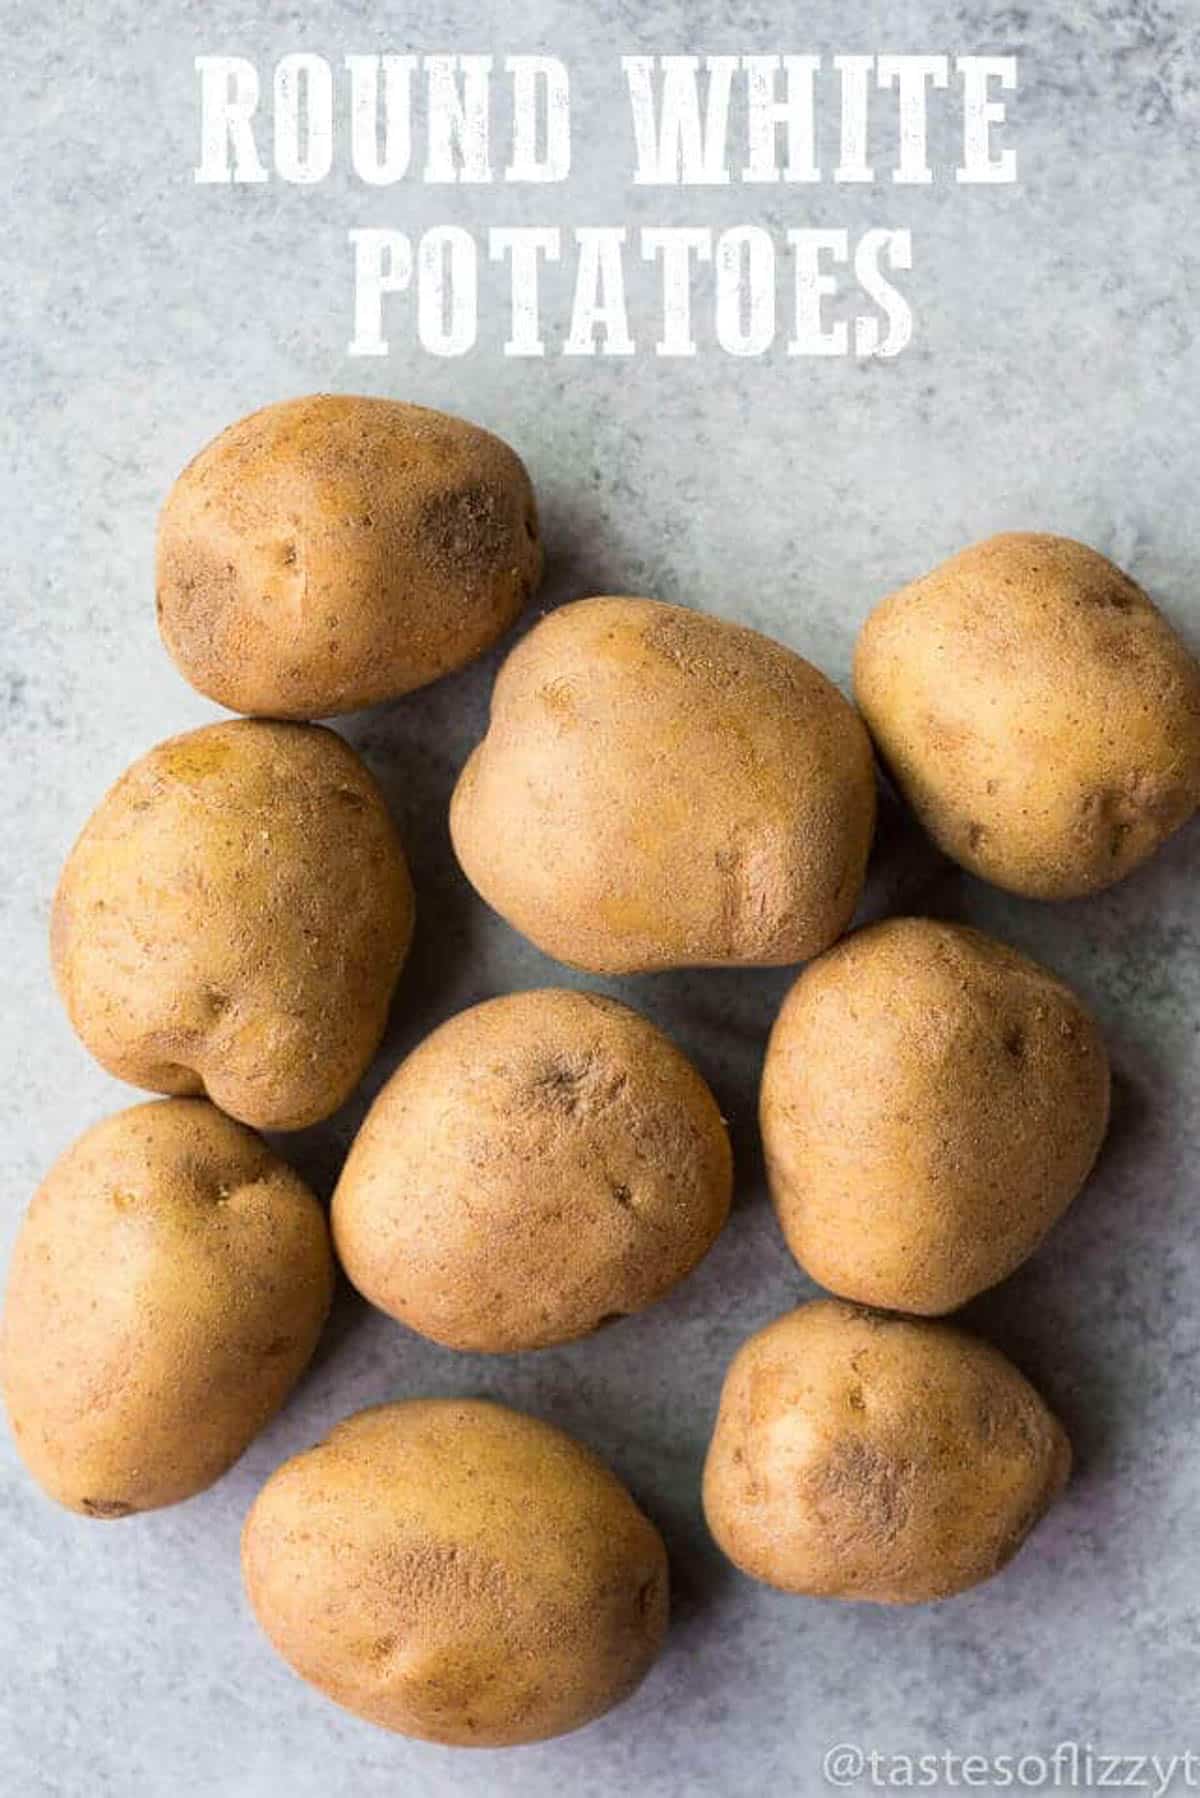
[332,988,732,1351]
[451,598,877,973]
[703,1300,1071,1604]
[760,918,1109,1315]
[854,534,1200,898]
[242,1398,668,1746]
[1,1100,333,1517]
[51,719,414,1130]
[156,395,543,718]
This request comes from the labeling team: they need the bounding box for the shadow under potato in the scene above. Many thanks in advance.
[955,1068,1153,1488]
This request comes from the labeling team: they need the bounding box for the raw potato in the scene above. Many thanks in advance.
[52,719,414,1131]
[854,533,1200,898]
[703,1299,1071,1604]
[1,1099,333,1517]
[451,597,877,973]
[242,1398,669,1746]
[156,394,543,719]
[332,988,732,1351]
[760,918,1109,1315]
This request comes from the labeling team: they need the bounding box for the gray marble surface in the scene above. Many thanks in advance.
[3,3,1199,1794]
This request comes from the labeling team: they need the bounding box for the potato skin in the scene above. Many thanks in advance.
[450,597,877,974]
[51,719,413,1131]
[242,1398,668,1746]
[332,988,732,1351]
[703,1300,1071,1604]
[854,533,1200,898]
[760,918,1109,1315]
[156,395,543,719]
[1,1099,333,1517]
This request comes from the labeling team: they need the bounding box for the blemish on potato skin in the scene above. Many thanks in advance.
[806,1436,915,1543]
[593,1311,629,1331]
[80,1497,135,1518]
[418,484,512,575]
[636,1572,662,1618]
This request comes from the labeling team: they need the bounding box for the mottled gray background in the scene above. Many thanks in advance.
[3,2,1199,1794]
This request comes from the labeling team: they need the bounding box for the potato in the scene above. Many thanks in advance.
[703,1299,1070,1604]
[760,918,1109,1315]
[854,533,1200,898]
[52,719,413,1131]
[450,598,877,973]
[1,1099,332,1517]
[332,988,732,1351]
[156,395,542,719]
[242,1398,668,1745]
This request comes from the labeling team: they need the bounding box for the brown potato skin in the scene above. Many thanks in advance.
[854,533,1200,898]
[331,988,732,1351]
[51,719,414,1131]
[760,918,1110,1315]
[242,1398,668,1746]
[450,597,877,974]
[156,395,543,719]
[1,1099,333,1517]
[703,1300,1071,1604]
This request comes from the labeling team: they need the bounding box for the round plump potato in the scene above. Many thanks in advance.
[332,988,732,1351]
[450,597,877,973]
[760,918,1109,1315]
[1,1099,333,1518]
[156,394,543,719]
[242,1398,668,1746]
[52,719,413,1131]
[854,533,1200,898]
[703,1299,1071,1604]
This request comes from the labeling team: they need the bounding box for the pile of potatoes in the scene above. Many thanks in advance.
[4,394,1200,1747]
